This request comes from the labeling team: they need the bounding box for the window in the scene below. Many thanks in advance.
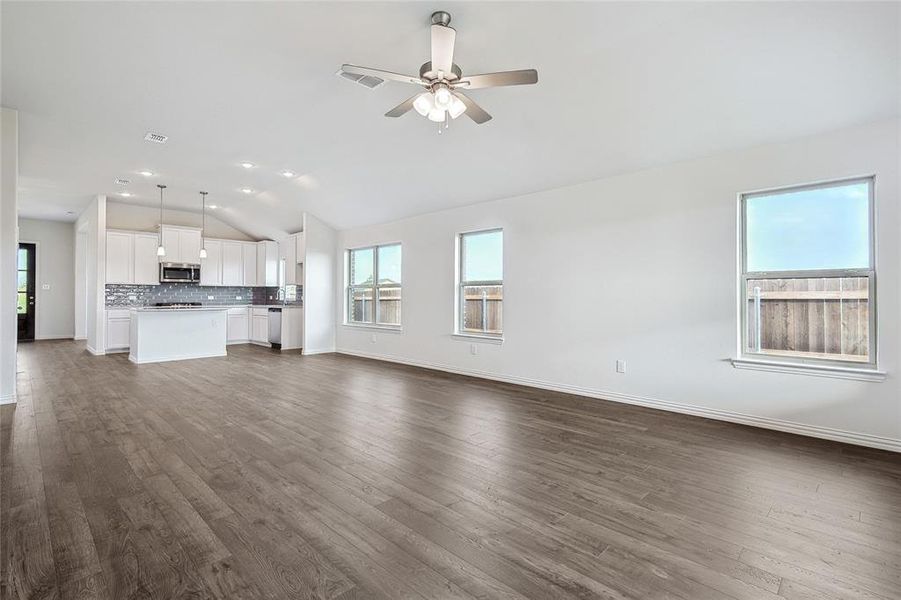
[740,177,875,368]
[458,229,503,336]
[347,244,401,326]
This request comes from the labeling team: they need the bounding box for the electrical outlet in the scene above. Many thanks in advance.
[470,344,478,355]
[235,295,242,300]
[208,295,214,300]
[41,283,50,290]
[128,295,137,300]
[616,360,626,374]
[370,333,377,344]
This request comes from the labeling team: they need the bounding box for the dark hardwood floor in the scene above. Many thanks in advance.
[2,340,900,599]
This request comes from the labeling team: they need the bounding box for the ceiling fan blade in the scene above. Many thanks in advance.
[455,92,492,124]
[339,64,423,86]
[385,94,419,118]
[430,24,456,75]
[456,69,538,90]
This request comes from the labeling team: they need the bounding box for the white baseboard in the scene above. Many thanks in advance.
[74,336,86,341]
[86,345,104,356]
[128,351,227,365]
[337,349,901,453]
[35,335,75,341]
[0,393,16,405]
[303,348,335,355]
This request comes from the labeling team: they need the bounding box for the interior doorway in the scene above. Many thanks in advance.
[17,242,36,341]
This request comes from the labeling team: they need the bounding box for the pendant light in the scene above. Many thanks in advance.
[156,184,167,257]
[199,191,208,259]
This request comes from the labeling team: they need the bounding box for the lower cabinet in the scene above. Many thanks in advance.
[106,309,131,351]
[226,307,249,344]
[251,309,269,344]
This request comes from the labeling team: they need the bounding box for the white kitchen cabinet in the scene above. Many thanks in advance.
[133,233,160,285]
[105,231,134,284]
[256,241,278,287]
[226,307,249,343]
[242,242,257,287]
[159,226,202,264]
[251,314,269,344]
[200,239,222,286]
[221,241,244,286]
[295,231,305,264]
[281,236,298,285]
[106,309,131,351]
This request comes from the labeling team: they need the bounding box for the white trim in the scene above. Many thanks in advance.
[302,348,334,355]
[731,358,886,382]
[342,323,403,333]
[128,351,226,364]
[105,347,128,354]
[86,345,104,356]
[35,335,75,341]
[452,333,504,344]
[337,349,901,453]
[0,392,16,405]
[73,336,86,341]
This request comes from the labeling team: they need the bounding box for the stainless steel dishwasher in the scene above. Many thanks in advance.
[268,307,282,346]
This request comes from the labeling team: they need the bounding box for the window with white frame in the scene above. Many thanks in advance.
[740,177,875,367]
[347,244,402,326]
[458,229,503,336]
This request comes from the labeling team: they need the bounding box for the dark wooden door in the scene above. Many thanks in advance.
[17,242,35,341]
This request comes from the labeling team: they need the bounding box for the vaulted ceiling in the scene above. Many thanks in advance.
[3,1,898,239]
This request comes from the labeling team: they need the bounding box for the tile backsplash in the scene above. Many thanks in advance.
[105,283,300,307]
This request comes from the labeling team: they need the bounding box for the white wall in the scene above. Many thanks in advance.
[0,107,18,403]
[336,119,900,450]
[75,195,106,354]
[106,201,253,240]
[17,218,75,339]
[74,230,86,339]
[302,212,337,354]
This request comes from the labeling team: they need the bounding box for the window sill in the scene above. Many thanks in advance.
[452,333,504,345]
[731,358,885,382]
[342,323,403,333]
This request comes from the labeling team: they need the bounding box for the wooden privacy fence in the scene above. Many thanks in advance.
[746,277,869,361]
[462,288,503,334]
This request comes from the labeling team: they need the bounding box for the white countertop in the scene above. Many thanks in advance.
[113,304,302,312]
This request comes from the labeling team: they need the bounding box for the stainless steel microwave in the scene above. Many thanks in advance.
[159,263,200,283]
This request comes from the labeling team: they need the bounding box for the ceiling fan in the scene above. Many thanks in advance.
[337,11,538,130]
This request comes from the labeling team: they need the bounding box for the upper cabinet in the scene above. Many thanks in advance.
[133,233,160,285]
[106,231,134,284]
[200,239,222,286]
[279,231,306,286]
[295,232,306,264]
[257,241,278,287]
[221,241,244,286]
[242,242,257,287]
[106,230,159,285]
[159,226,202,264]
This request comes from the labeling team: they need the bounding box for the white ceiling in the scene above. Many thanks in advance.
[3,2,898,239]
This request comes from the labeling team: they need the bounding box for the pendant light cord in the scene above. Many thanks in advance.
[157,184,167,245]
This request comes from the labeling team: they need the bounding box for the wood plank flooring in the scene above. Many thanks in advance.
[2,340,900,600]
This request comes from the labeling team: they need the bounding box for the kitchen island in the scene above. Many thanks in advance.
[129,307,228,364]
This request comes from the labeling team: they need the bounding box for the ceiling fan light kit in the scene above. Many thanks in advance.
[338,10,538,132]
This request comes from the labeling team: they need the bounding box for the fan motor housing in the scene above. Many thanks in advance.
[419,61,462,83]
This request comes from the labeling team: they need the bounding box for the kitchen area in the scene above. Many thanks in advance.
[104,221,310,364]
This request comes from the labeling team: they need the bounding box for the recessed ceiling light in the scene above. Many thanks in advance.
[281,170,296,178]
[138,170,154,177]
[241,188,254,194]
[115,178,130,185]
[240,162,254,169]
[119,191,133,197]
[209,204,218,209]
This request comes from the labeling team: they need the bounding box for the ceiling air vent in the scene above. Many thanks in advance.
[337,70,384,89]
[115,178,130,186]
[144,131,168,144]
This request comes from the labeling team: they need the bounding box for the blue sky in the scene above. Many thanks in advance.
[746,181,869,272]
[463,230,503,282]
